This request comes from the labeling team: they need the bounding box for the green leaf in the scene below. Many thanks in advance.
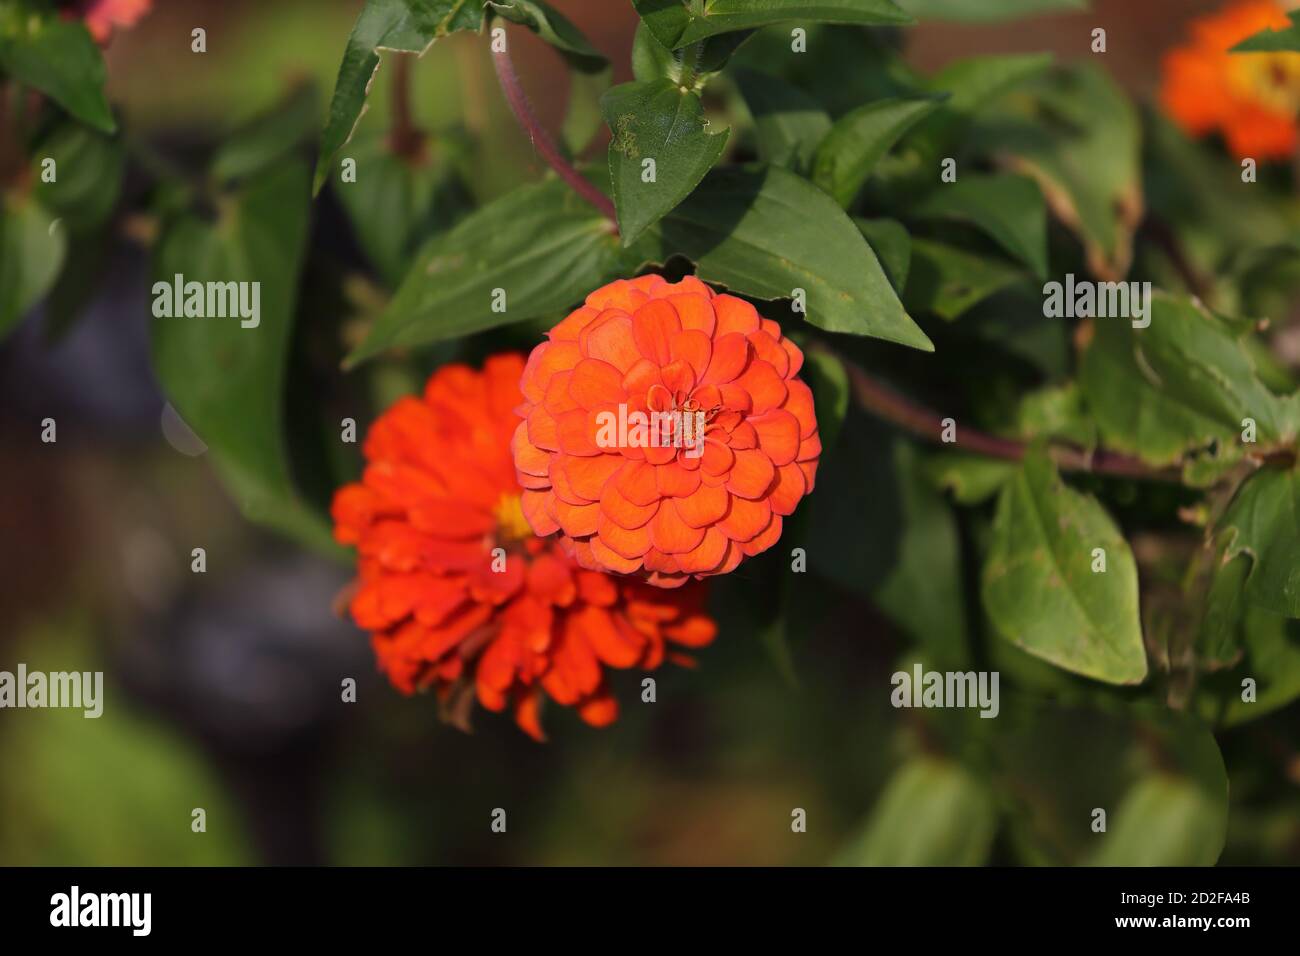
[334,132,472,286]
[854,217,910,292]
[1232,9,1300,52]
[912,173,1047,279]
[1079,293,1292,472]
[0,191,65,339]
[602,79,730,245]
[1217,466,1300,617]
[993,702,1226,865]
[924,452,1015,504]
[211,83,321,186]
[732,67,830,173]
[898,0,1086,19]
[991,64,1141,279]
[636,164,933,350]
[632,0,912,50]
[1088,775,1226,867]
[903,237,1023,320]
[348,176,633,365]
[487,0,607,71]
[562,65,612,156]
[313,0,485,195]
[982,448,1147,684]
[31,121,125,232]
[837,758,996,866]
[151,160,336,552]
[811,98,941,207]
[928,52,1053,118]
[0,0,114,132]
[631,19,751,85]
[1195,604,1300,727]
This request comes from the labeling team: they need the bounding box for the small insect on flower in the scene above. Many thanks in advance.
[331,355,717,740]
[1161,0,1300,160]
[513,275,821,589]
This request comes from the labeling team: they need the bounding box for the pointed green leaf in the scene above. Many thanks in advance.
[1232,9,1300,52]
[487,0,607,71]
[1217,466,1300,617]
[1079,293,1294,473]
[313,0,485,195]
[982,449,1147,684]
[854,217,911,291]
[0,191,65,339]
[151,160,336,553]
[602,79,729,245]
[633,0,912,49]
[912,172,1048,278]
[837,758,997,866]
[732,67,830,173]
[811,97,941,207]
[635,164,933,350]
[348,176,634,365]
[0,0,114,132]
[904,238,1023,320]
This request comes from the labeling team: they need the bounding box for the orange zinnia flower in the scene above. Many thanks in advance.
[331,354,717,740]
[513,275,820,589]
[64,0,152,43]
[1160,0,1300,160]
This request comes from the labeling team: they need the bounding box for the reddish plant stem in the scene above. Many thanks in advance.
[388,55,424,160]
[823,345,1184,483]
[491,34,617,225]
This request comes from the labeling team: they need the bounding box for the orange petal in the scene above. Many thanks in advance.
[569,357,627,408]
[713,294,761,335]
[512,420,550,477]
[702,332,750,385]
[674,525,729,573]
[561,452,625,501]
[553,498,600,537]
[579,310,640,373]
[726,447,776,499]
[555,408,602,456]
[718,494,771,542]
[747,329,790,378]
[735,359,788,414]
[701,438,734,476]
[671,328,713,381]
[632,299,681,365]
[616,459,660,507]
[597,508,653,559]
[673,483,729,527]
[751,408,801,466]
[521,489,560,535]
[649,502,707,554]
[740,513,783,557]
[656,460,702,498]
[589,535,644,574]
[600,476,658,529]
[670,293,716,336]
[768,462,807,516]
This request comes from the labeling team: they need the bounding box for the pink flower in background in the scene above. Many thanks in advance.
[72,0,152,44]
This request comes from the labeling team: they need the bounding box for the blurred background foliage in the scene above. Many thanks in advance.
[2,0,1300,866]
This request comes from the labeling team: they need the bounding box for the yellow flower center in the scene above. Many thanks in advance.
[1230,51,1300,116]
[493,492,534,543]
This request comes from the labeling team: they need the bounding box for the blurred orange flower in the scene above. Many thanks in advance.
[331,354,716,740]
[1161,0,1300,160]
[513,275,820,589]
[68,0,151,43]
